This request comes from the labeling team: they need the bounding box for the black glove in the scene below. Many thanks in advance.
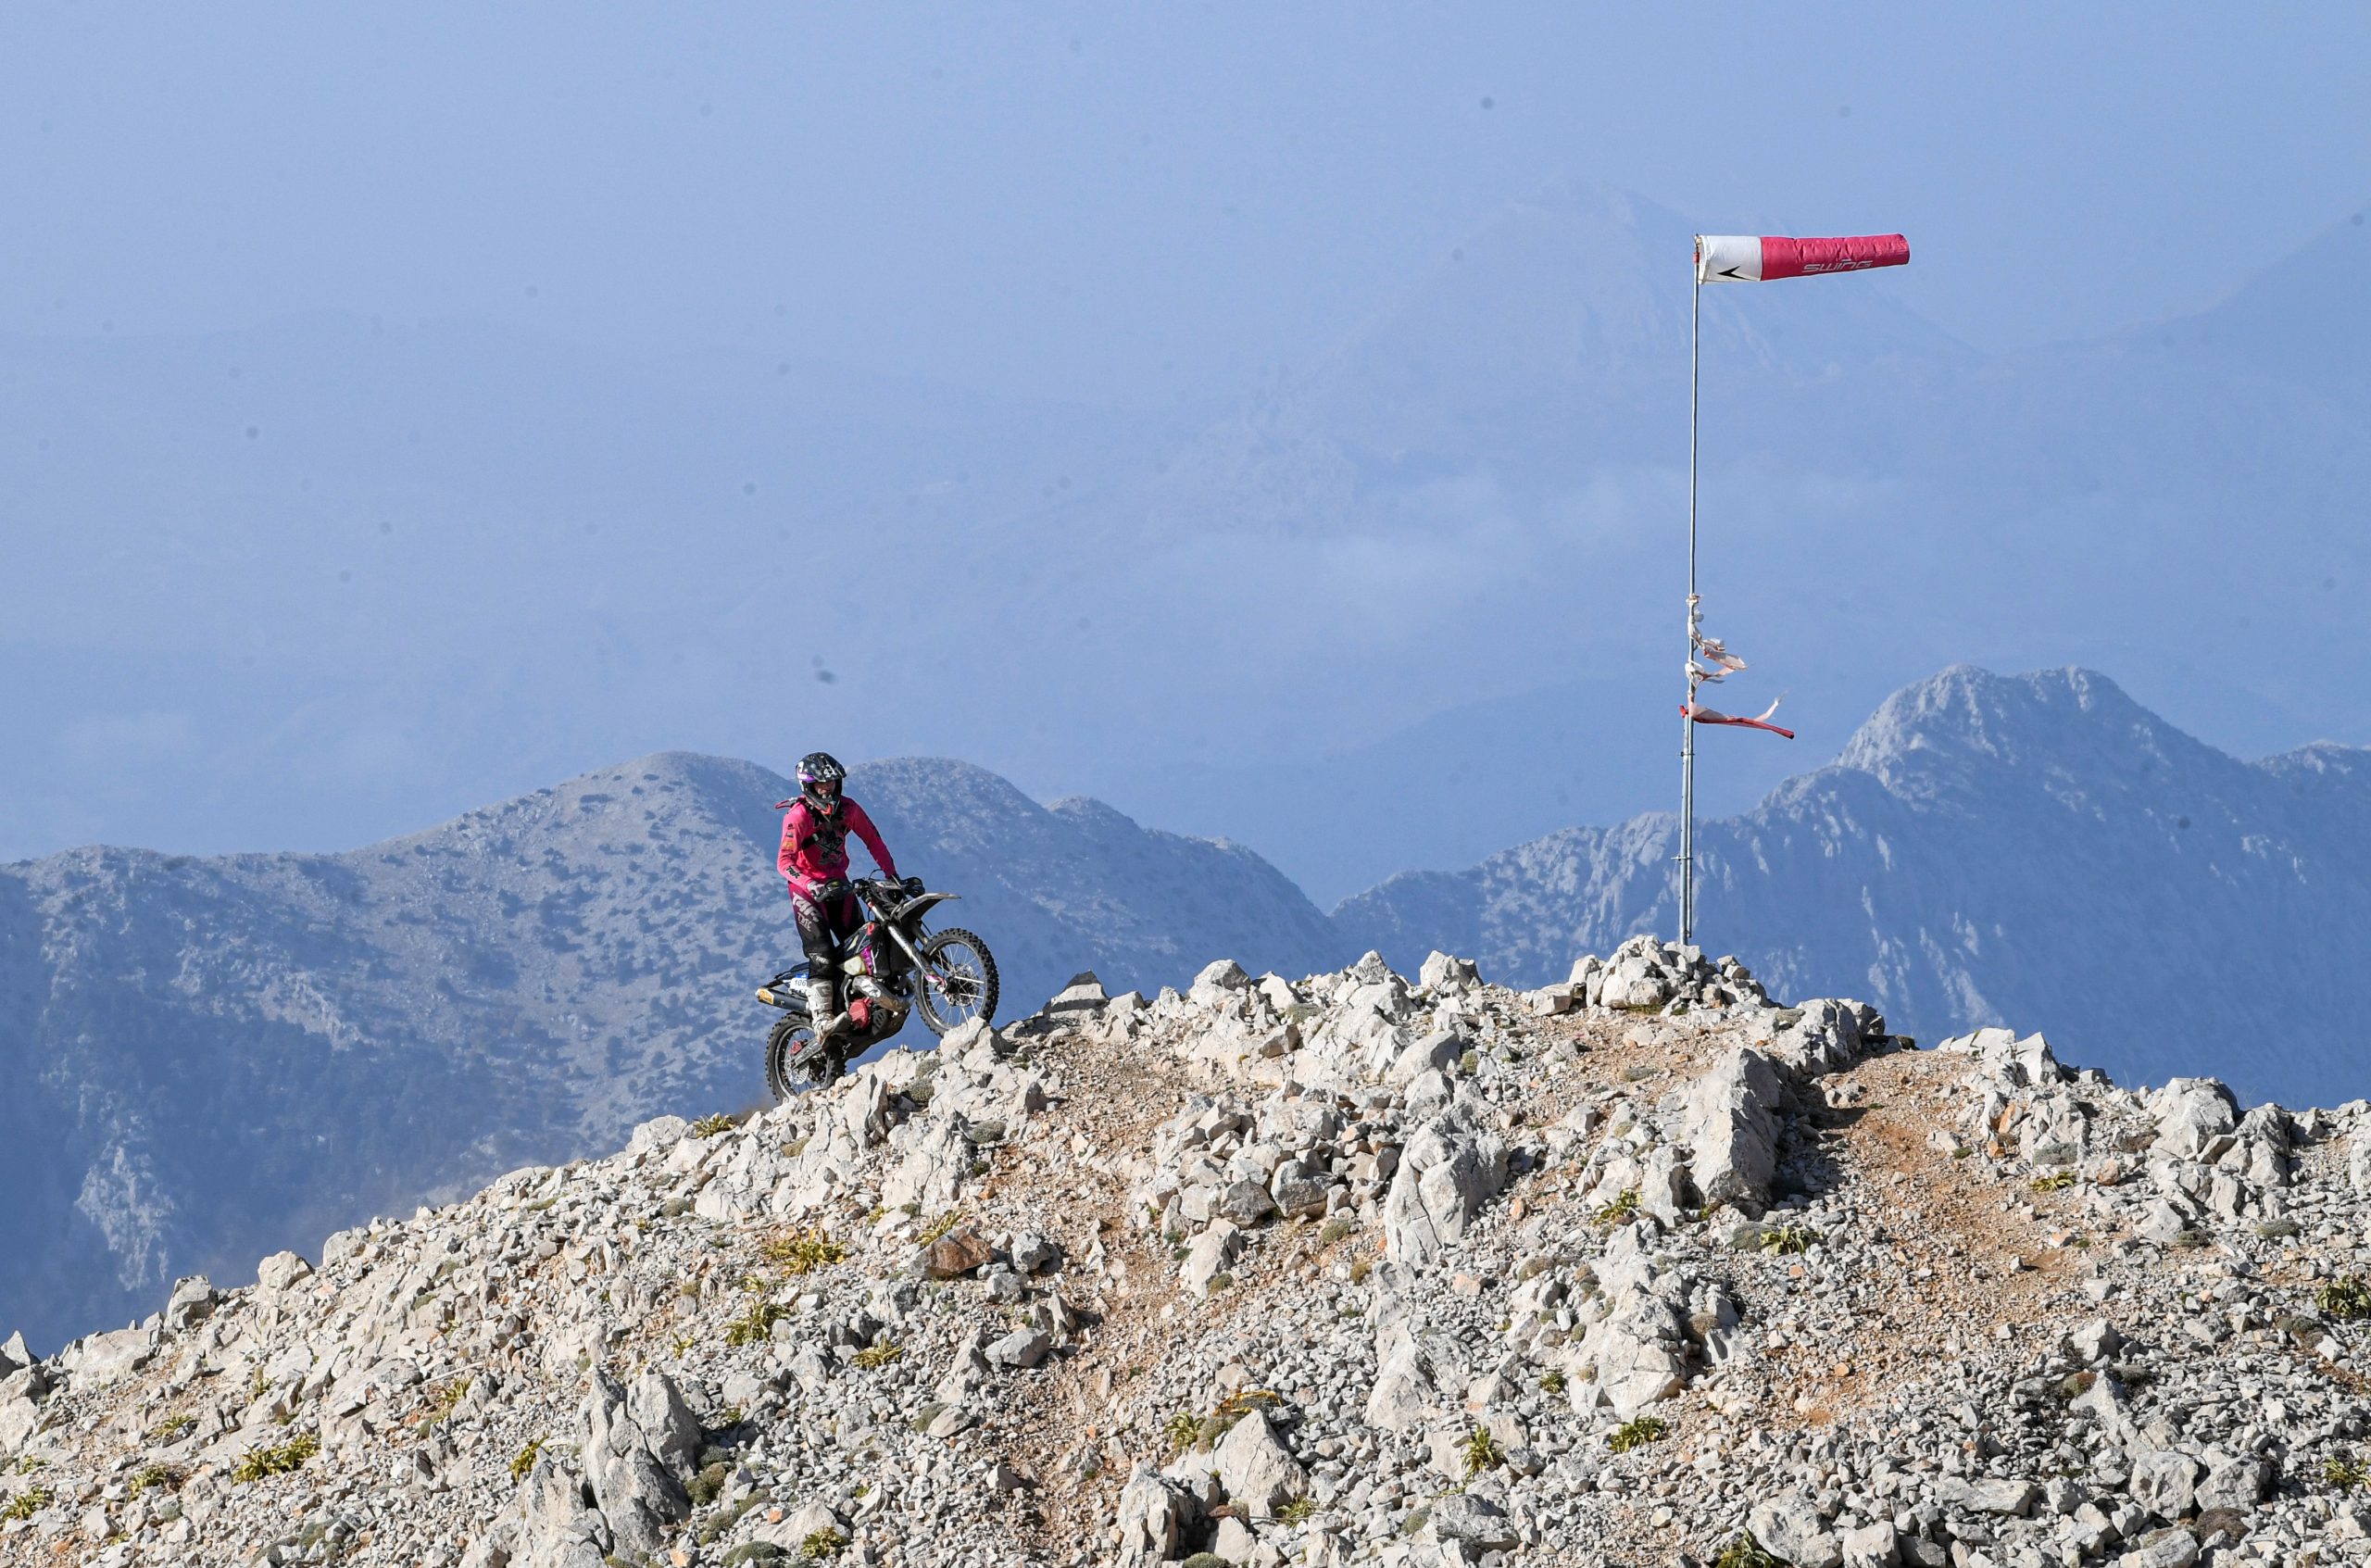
[814,877,850,905]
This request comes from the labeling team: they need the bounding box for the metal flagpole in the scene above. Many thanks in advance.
[1679,248,1700,946]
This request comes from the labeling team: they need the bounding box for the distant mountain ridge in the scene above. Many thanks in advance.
[14,667,2371,1353]
[0,752,1338,1351]
[1336,665,2371,1110]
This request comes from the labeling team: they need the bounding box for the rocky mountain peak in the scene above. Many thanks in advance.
[1827,665,2231,807]
[0,939,2352,1567]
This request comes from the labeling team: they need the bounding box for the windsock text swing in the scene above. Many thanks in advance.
[1676,231,1908,946]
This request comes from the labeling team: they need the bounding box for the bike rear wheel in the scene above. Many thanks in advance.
[765,1013,844,1100]
[915,928,998,1035]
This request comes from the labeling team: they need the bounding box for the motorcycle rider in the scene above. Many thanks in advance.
[777,752,901,1043]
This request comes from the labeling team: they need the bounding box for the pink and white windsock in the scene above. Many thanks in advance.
[1696,232,1909,284]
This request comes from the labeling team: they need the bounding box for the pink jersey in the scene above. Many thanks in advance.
[778,797,898,899]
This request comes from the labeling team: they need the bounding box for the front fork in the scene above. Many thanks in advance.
[884,922,933,989]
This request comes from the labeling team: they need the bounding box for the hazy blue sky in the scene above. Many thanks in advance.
[4,4,2365,402]
[4,4,2369,887]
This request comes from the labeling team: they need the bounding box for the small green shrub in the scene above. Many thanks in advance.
[759,1227,848,1275]
[724,1302,791,1348]
[1607,1415,1669,1453]
[149,1412,196,1443]
[1539,1369,1567,1395]
[1,1486,53,1522]
[1318,1216,1354,1247]
[692,1113,739,1138]
[128,1463,183,1496]
[1713,1534,1783,1568]
[1593,1189,1640,1226]
[1161,1411,1201,1456]
[421,1376,472,1424]
[852,1341,901,1371]
[2327,1453,2368,1491]
[232,1431,320,1484]
[2028,1172,2076,1193]
[1276,1496,1317,1525]
[1461,1424,1503,1476]
[801,1526,849,1561]
[687,1460,730,1507]
[917,1210,961,1245]
[2321,1276,2371,1321]
[1758,1224,1819,1256]
[509,1436,545,1481]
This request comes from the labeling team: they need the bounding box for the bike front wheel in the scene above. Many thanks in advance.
[915,928,999,1035]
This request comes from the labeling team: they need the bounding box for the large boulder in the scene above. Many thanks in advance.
[1212,1411,1309,1518]
[512,1454,612,1568]
[1750,1494,1840,1568]
[1680,1047,1785,1210]
[578,1371,700,1554]
[1382,1094,1509,1266]
[1112,1468,1198,1566]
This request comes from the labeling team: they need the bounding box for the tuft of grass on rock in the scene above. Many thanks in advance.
[1540,1369,1567,1395]
[1607,1415,1669,1453]
[1276,1496,1317,1525]
[2327,1453,2368,1491]
[2028,1172,2076,1193]
[509,1436,545,1482]
[1,1486,54,1522]
[128,1463,183,1497]
[759,1227,848,1276]
[1713,1534,1783,1568]
[800,1526,849,1561]
[2321,1276,2371,1321]
[1318,1216,1354,1247]
[1161,1411,1202,1457]
[1593,1189,1640,1227]
[1758,1223,1819,1256]
[724,1302,791,1348]
[687,1460,731,1507]
[917,1210,962,1245]
[852,1341,901,1371]
[420,1376,472,1424]
[232,1431,320,1484]
[1461,1424,1504,1476]
[691,1113,739,1138]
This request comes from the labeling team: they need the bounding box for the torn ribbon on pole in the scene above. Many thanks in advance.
[1683,697,1796,740]
[1696,232,1909,283]
[1684,597,1793,739]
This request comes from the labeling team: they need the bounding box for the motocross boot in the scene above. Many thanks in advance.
[807,976,851,1042]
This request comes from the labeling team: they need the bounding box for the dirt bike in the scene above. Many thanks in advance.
[754,874,998,1099]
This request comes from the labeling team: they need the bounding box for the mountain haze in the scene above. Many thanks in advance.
[17,183,2371,904]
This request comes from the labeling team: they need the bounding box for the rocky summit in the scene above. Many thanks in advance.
[4,937,2368,1568]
